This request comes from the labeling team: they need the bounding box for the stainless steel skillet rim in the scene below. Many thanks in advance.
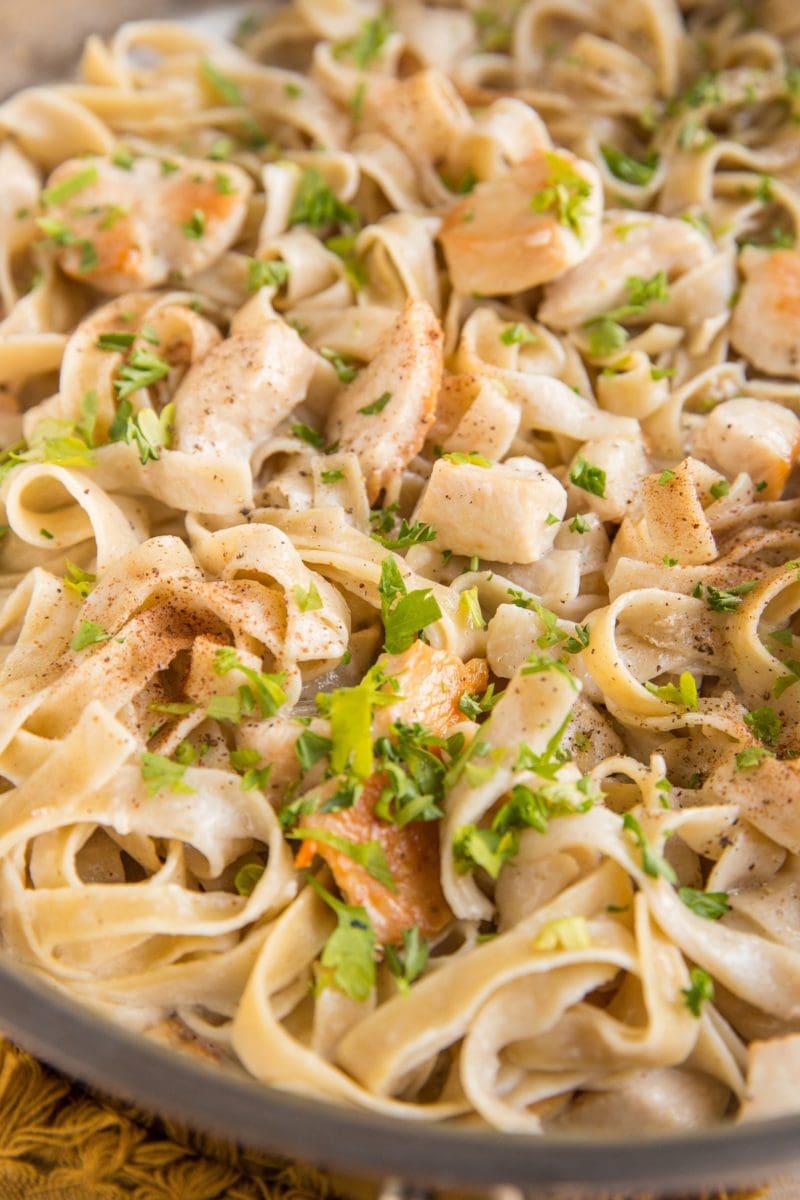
[1,953,798,1192]
[3,1,800,1192]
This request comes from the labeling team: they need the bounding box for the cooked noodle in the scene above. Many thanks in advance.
[0,0,799,1132]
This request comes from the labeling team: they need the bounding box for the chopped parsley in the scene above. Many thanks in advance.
[111,147,135,170]
[584,316,628,356]
[182,209,206,239]
[645,671,699,710]
[774,660,800,698]
[709,478,730,500]
[316,664,396,780]
[294,827,395,891]
[290,168,358,229]
[70,619,112,651]
[622,812,677,882]
[500,322,537,346]
[370,516,437,551]
[140,751,195,797]
[569,514,591,534]
[569,457,606,498]
[325,234,368,290]
[97,331,136,352]
[530,152,592,239]
[308,875,376,1002]
[234,863,264,896]
[201,60,244,106]
[584,271,669,353]
[63,561,96,600]
[109,401,175,465]
[694,581,757,613]
[333,13,392,69]
[378,556,442,654]
[358,391,392,415]
[735,745,774,770]
[600,144,659,187]
[41,165,99,208]
[533,916,591,952]
[678,886,729,920]
[320,347,359,383]
[320,468,345,484]
[454,776,597,879]
[385,926,429,993]
[293,581,323,612]
[441,451,491,467]
[459,586,486,630]
[744,706,781,747]
[682,966,714,1017]
[294,729,333,771]
[213,647,287,718]
[114,348,171,401]
[247,258,289,291]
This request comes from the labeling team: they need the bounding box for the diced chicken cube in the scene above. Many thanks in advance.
[325,299,443,502]
[414,456,567,563]
[438,149,602,296]
[691,396,800,500]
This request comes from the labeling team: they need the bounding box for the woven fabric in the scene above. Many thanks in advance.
[0,1037,338,1200]
[0,1034,797,1200]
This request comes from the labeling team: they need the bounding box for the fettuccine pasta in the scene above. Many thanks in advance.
[0,0,799,1133]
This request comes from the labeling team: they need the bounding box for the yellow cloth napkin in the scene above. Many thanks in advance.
[0,1034,796,1200]
[0,1036,335,1199]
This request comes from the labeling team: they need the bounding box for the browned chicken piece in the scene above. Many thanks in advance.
[295,641,488,943]
[438,149,602,296]
[325,299,443,502]
[730,248,800,381]
[691,396,800,500]
[40,154,253,293]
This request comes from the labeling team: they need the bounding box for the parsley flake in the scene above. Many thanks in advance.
[308,875,376,1003]
[359,391,391,415]
[70,619,112,651]
[385,926,429,994]
[569,457,606,498]
[682,966,714,1017]
[678,886,729,920]
[141,751,195,797]
[378,557,442,654]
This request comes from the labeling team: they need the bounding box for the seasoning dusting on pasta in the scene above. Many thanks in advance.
[0,0,799,1133]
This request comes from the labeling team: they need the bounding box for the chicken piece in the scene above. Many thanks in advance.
[40,154,253,293]
[438,149,602,296]
[376,639,489,737]
[325,299,443,502]
[740,1034,800,1120]
[691,397,800,500]
[295,642,487,943]
[174,293,317,460]
[414,455,567,563]
[730,248,800,380]
[538,212,710,330]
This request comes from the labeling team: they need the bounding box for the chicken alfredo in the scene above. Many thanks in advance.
[0,0,799,1134]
